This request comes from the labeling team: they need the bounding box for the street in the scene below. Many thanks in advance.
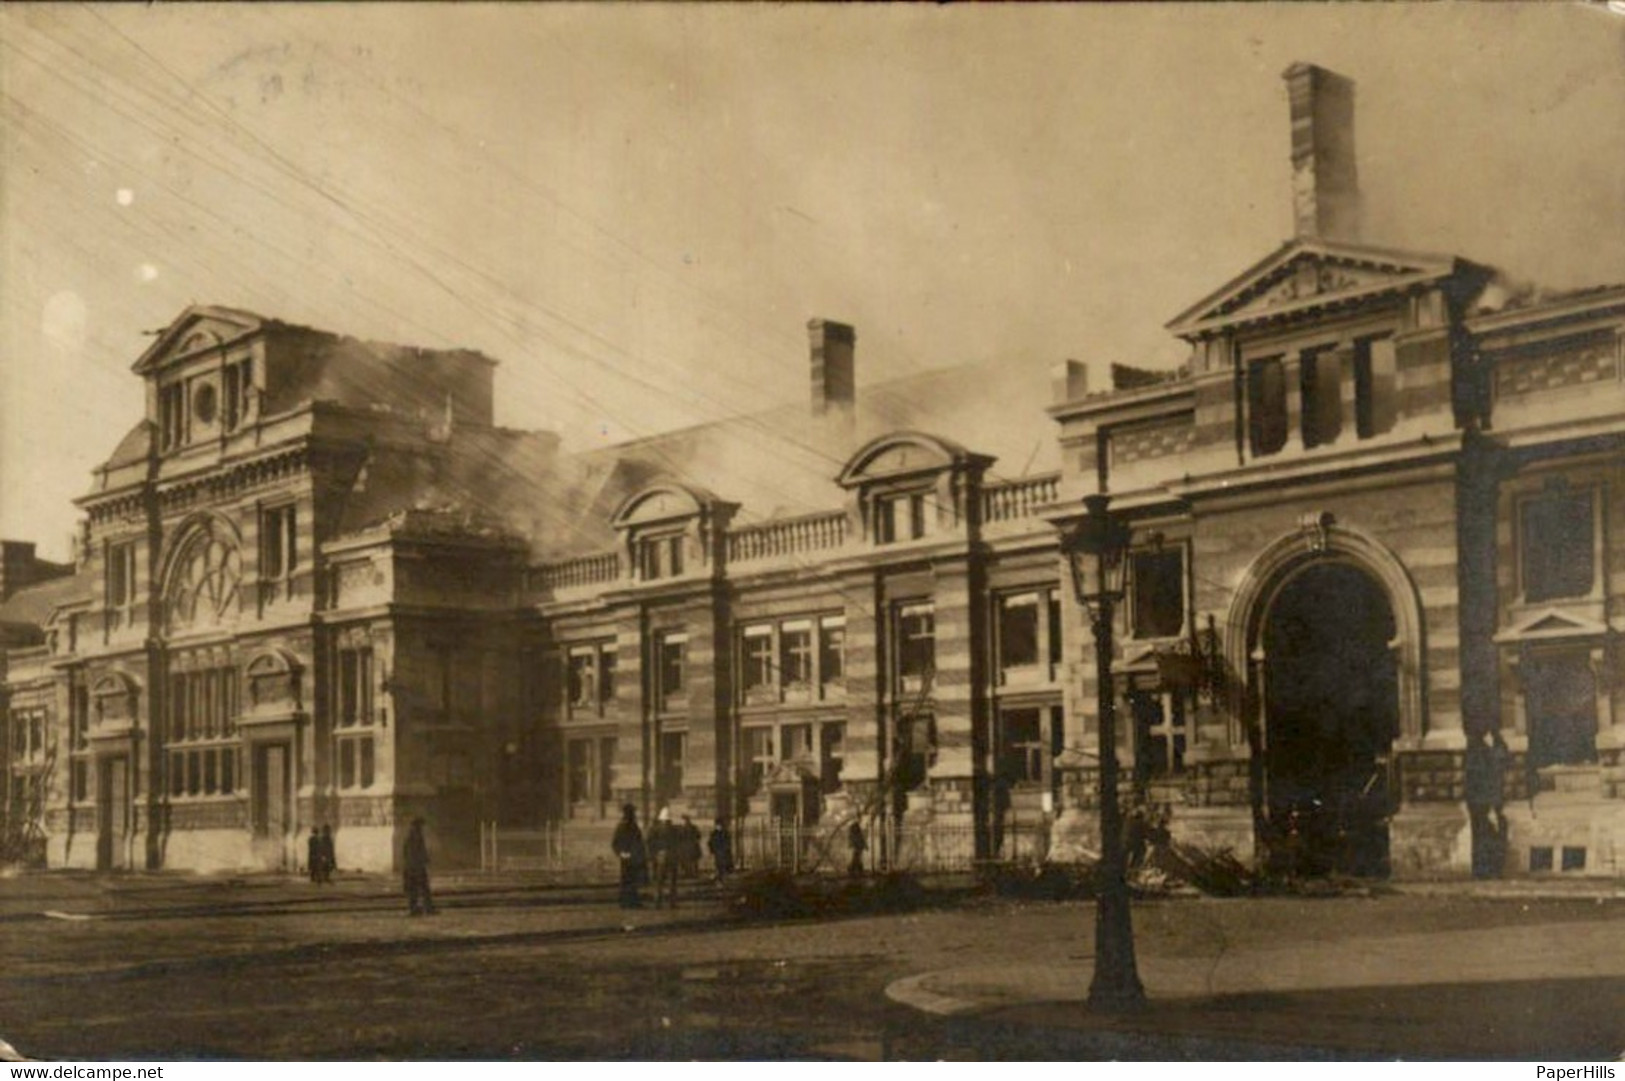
[0,871,1621,1060]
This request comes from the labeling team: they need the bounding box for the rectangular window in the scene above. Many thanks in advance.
[897,603,935,694]
[1248,356,1288,457]
[658,633,687,709]
[820,617,846,691]
[187,751,201,797]
[743,726,774,796]
[567,739,592,805]
[657,730,686,803]
[1131,692,1187,779]
[72,684,90,749]
[1354,335,1397,439]
[107,541,137,624]
[261,504,297,583]
[878,492,928,544]
[1300,347,1342,449]
[781,621,814,689]
[204,750,218,795]
[1561,846,1587,872]
[1524,650,1598,770]
[597,737,617,807]
[893,712,933,791]
[599,645,618,703]
[997,593,1041,680]
[159,383,186,450]
[781,722,814,762]
[221,749,235,796]
[1131,548,1186,639]
[638,534,686,580]
[170,752,185,797]
[338,646,373,728]
[819,722,845,795]
[742,625,774,696]
[338,728,375,790]
[72,759,89,802]
[1521,489,1596,603]
[998,708,1045,786]
[568,648,598,710]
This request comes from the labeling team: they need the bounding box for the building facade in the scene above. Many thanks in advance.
[4,65,1622,878]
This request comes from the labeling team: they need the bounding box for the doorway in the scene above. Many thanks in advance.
[252,742,291,868]
[96,755,130,871]
[1260,561,1398,877]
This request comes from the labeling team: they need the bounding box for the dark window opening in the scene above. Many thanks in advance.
[1301,347,1342,449]
[657,730,686,803]
[998,593,1040,673]
[1529,846,1554,873]
[1248,357,1288,457]
[820,722,845,794]
[998,708,1045,786]
[1521,490,1595,602]
[897,605,935,694]
[1353,335,1397,439]
[1131,548,1186,639]
[1561,846,1586,872]
[1525,650,1598,769]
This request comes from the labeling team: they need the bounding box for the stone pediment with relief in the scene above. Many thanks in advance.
[1167,241,1460,338]
[132,306,265,374]
[1493,607,1610,644]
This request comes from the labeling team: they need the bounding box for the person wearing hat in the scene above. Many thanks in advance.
[403,817,436,916]
[647,806,680,909]
[611,803,647,909]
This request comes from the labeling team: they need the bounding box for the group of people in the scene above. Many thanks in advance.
[611,805,735,909]
[305,824,337,884]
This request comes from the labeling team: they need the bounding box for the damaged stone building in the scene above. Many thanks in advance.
[4,64,1622,878]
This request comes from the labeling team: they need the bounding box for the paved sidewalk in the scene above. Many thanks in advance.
[887,909,1625,1059]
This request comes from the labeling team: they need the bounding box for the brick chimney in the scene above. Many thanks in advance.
[1284,63,1361,243]
[808,318,855,417]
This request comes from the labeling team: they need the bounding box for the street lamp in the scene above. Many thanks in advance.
[1060,493,1147,1012]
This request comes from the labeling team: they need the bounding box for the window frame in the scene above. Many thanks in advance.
[1128,545,1188,641]
[1517,485,1600,605]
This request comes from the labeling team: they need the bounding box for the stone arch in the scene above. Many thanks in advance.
[1224,518,1427,746]
[159,513,243,635]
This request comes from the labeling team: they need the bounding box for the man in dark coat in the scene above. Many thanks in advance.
[307,827,322,884]
[847,818,867,877]
[317,824,336,884]
[403,818,436,915]
[611,804,647,909]
[707,818,733,883]
[679,815,702,878]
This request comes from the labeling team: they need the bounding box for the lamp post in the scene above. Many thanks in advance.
[1061,493,1146,1012]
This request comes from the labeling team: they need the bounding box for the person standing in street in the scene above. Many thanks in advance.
[708,818,733,883]
[318,824,336,884]
[679,815,702,878]
[403,817,436,915]
[847,818,867,878]
[648,807,680,908]
[307,827,322,884]
[611,803,647,909]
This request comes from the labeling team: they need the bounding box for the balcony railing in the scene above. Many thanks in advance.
[727,511,848,563]
[533,551,621,591]
[980,472,1061,523]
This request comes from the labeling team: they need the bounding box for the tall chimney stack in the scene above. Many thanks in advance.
[1284,63,1361,243]
[808,318,856,417]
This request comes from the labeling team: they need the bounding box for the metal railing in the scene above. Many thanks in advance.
[480,816,1053,877]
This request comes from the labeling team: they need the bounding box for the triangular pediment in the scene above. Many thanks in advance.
[1167,240,1467,339]
[132,305,267,374]
[1493,606,1609,644]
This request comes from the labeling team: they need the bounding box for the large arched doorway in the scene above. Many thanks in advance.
[1261,561,1398,877]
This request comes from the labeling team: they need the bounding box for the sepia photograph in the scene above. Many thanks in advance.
[1,1,1623,1063]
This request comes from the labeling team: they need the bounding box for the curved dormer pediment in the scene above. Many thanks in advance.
[610,482,719,530]
[837,431,990,489]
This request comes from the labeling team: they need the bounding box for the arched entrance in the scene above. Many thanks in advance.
[1260,561,1398,877]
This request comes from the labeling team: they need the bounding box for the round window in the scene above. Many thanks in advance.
[193,383,218,424]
